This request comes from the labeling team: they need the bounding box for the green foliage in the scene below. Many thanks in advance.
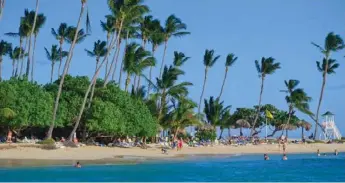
[38,138,56,150]
[0,79,53,129]
[195,127,217,141]
[204,96,231,127]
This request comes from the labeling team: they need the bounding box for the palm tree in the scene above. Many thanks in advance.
[100,17,115,79]
[159,14,190,78]
[219,53,237,98]
[31,13,46,81]
[0,0,4,21]
[51,23,69,76]
[147,19,164,96]
[281,79,312,137]
[250,57,280,137]
[204,96,231,129]
[198,49,220,116]
[134,52,156,91]
[85,40,107,73]
[164,97,199,139]
[138,15,154,49]
[173,51,190,67]
[48,0,90,139]
[148,65,193,123]
[0,40,11,80]
[9,46,20,77]
[311,32,344,139]
[44,45,65,83]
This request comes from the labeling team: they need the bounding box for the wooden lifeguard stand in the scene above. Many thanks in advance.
[321,111,342,140]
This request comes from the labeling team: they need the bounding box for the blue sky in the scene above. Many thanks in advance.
[0,0,344,138]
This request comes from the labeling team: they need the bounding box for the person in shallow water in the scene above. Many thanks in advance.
[264,154,269,160]
[75,161,81,168]
[282,154,288,160]
[317,149,320,156]
[334,149,338,156]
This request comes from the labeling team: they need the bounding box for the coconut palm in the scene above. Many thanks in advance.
[147,20,164,96]
[198,49,220,115]
[134,52,156,91]
[250,57,280,137]
[9,47,20,77]
[51,23,69,76]
[204,96,231,129]
[219,53,237,98]
[281,79,312,137]
[138,15,154,49]
[0,40,11,80]
[44,45,66,83]
[159,14,190,78]
[173,51,190,67]
[100,17,115,78]
[31,13,46,81]
[164,97,199,138]
[49,0,90,139]
[85,40,107,73]
[311,32,344,139]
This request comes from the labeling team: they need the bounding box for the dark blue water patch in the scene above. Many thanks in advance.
[0,153,344,182]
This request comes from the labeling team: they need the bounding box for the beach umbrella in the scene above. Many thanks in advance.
[279,123,297,130]
[236,119,250,128]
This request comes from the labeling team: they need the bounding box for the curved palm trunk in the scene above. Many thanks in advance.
[250,76,265,137]
[268,128,278,137]
[159,40,168,78]
[111,43,122,81]
[314,56,329,140]
[219,67,228,98]
[0,0,5,21]
[125,73,130,92]
[15,39,23,77]
[118,35,129,87]
[0,57,2,81]
[67,29,120,142]
[284,106,293,138]
[157,89,167,122]
[147,47,156,97]
[136,75,141,91]
[301,127,304,140]
[57,41,63,77]
[30,34,37,81]
[20,38,29,77]
[47,2,86,139]
[133,75,137,91]
[15,59,19,77]
[26,0,39,78]
[50,62,54,83]
[198,67,208,115]
[104,33,110,79]
[218,128,224,140]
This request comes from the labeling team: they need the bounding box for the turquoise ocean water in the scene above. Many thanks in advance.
[0,153,344,182]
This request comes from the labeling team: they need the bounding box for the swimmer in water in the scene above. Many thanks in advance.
[317,149,320,156]
[334,149,338,156]
[75,161,81,168]
[282,154,288,160]
[264,154,269,160]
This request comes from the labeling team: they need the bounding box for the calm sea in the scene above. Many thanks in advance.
[0,153,344,182]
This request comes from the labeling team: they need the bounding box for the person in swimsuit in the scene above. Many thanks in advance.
[334,149,338,156]
[317,149,320,156]
[264,154,270,160]
[282,154,288,160]
[75,161,81,168]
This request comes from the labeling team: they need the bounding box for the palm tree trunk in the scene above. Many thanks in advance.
[174,127,179,140]
[250,76,265,137]
[157,90,166,122]
[219,67,228,98]
[159,40,168,78]
[198,67,208,115]
[301,127,304,140]
[267,128,278,137]
[30,34,37,81]
[314,55,329,140]
[104,28,123,87]
[11,59,15,77]
[218,128,224,140]
[284,106,293,138]
[104,33,110,79]
[50,62,54,83]
[47,1,86,139]
[133,75,137,91]
[67,26,121,143]
[137,75,141,91]
[15,38,23,77]
[111,43,122,81]
[20,38,29,77]
[26,0,39,78]
[228,127,231,137]
[58,42,63,77]
[0,0,5,21]
[125,73,130,92]
[118,34,129,87]
[15,59,19,77]
[147,48,156,97]
[240,127,243,136]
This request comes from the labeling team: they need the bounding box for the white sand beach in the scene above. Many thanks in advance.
[0,143,343,160]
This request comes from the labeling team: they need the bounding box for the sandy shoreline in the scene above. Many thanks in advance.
[0,143,343,167]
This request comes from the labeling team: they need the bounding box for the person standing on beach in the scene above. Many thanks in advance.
[177,138,183,151]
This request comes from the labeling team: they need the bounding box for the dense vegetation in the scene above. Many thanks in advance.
[0,0,344,142]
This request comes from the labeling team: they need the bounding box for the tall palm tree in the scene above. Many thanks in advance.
[311,32,344,139]
[138,15,154,49]
[173,51,190,67]
[31,13,46,81]
[85,40,107,73]
[281,80,312,137]
[204,96,231,128]
[44,45,66,83]
[9,46,21,77]
[0,40,11,80]
[48,0,90,139]
[147,19,164,96]
[100,17,115,79]
[198,49,220,116]
[51,23,69,76]
[159,14,190,78]
[250,57,280,137]
[219,53,237,98]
